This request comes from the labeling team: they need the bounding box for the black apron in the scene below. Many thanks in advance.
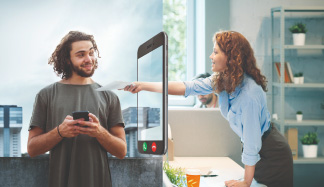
[254,123,293,187]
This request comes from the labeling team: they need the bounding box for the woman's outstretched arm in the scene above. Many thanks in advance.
[123,81,186,95]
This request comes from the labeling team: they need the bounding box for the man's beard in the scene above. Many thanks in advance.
[71,62,95,77]
[202,94,213,105]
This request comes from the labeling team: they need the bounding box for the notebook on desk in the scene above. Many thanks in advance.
[168,108,242,165]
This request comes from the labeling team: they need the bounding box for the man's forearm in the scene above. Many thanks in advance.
[96,127,127,159]
[28,127,63,157]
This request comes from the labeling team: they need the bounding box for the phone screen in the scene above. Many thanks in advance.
[137,32,168,155]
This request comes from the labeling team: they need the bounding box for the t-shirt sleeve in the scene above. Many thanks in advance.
[107,93,125,128]
[29,93,47,131]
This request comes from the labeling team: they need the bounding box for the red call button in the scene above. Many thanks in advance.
[152,142,157,152]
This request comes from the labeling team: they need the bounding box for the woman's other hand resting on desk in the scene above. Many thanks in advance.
[225,180,249,187]
[225,164,254,187]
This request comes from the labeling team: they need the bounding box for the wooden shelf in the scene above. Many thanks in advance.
[272,82,324,88]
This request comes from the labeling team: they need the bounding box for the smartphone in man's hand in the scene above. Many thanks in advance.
[72,111,89,126]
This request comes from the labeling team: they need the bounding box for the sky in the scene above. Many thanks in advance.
[0,0,162,154]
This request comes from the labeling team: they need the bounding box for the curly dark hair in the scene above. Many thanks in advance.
[211,31,267,94]
[48,31,100,79]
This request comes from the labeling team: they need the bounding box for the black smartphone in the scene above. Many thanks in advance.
[137,32,168,155]
[72,111,89,126]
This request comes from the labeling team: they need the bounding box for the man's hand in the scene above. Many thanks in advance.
[27,115,81,157]
[76,113,106,137]
[225,180,249,187]
[75,113,126,158]
[58,115,81,138]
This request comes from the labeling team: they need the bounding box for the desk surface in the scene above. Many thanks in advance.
[167,157,265,187]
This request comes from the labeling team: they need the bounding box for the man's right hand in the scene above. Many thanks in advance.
[58,115,81,138]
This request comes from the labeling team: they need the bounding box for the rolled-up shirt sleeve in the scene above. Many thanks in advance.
[183,76,214,97]
[241,97,262,166]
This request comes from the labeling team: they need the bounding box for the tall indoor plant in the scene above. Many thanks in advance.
[300,132,319,158]
[289,22,307,46]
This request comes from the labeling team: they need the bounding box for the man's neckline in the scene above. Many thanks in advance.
[58,78,95,85]
[56,81,96,86]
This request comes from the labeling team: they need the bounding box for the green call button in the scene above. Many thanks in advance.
[143,142,147,152]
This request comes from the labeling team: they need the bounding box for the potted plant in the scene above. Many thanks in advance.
[300,132,319,158]
[163,162,185,187]
[294,73,300,84]
[296,111,303,121]
[293,72,304,84]
[289,22,307,46]
[298,72,304,84]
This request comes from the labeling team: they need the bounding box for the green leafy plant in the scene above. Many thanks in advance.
[289,22,307,33]
[296,111,303,115]
[300,132,319,145]
[294,72,303,77]
[163,162,185,187]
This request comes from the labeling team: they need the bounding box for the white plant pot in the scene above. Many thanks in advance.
[293,33,306,46]
[294,77,300,84]
[299,77,304,84]
[296,114,303,121]
[302,145,318,158]
[272,113,278,120]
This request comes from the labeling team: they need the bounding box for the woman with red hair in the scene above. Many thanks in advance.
[125,31,293,187]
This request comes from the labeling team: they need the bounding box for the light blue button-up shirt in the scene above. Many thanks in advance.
[184,74,271,166]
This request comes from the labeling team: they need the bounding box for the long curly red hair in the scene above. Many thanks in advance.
[212,31,267,93]
[48,31,100,79]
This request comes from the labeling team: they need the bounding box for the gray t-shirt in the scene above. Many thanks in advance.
[29,82,124,187]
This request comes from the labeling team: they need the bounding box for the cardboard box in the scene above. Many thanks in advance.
[285,128,298,160]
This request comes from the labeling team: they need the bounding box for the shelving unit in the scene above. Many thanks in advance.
[271,6,324,164]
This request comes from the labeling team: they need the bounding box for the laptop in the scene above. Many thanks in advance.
[168,108,242,165]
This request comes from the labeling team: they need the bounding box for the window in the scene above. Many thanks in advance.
[163,0,195,106]
[163,0,187,81]
[122,1,196,158]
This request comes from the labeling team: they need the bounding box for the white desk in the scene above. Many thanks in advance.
[167,157,265,187]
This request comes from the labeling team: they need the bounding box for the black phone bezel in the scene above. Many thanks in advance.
[137,32,168,155]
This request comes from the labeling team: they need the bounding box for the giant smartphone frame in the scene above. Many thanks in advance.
[137,32,168,155]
